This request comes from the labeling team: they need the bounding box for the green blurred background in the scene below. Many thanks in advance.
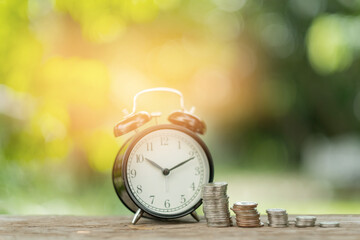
[1,0,360,216]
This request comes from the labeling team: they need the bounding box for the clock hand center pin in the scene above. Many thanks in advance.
[145,157,171,176]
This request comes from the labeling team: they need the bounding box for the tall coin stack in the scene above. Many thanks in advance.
[266,209,288,227]
[295,216,316,227]
[202,182,232,227]
[231,201,264,227]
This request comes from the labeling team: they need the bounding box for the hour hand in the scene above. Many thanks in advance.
[145,158,164,171]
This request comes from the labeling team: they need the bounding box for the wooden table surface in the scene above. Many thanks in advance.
[0,214,359,240]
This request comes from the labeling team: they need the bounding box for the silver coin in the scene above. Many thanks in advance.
[269,222,288,225]
[204,210,230,217]
[296,224,315,228]
[203,204,229,208]
[202,196,228,200]
[207,221,232,225]
[269,219,288,223]
[232,210,259,214]
[203,206,228,210]
[202,195,227,198]
[202,199,229,203]
[203,203,229,207]
[232,208,258,212]
[204,207,229,211]
[207,223,231,228]
[204,209,229,212]
[296,216,317,221]
[269,218,288,222]
[202,192,227,195]
[269,220,288,224]
[268,223,288,228]
[203,201,229,204]
[296,220,315,224]
[202,189,227,193]
[207,220,230,223]
[269,216,288,219]
[205,212,230,216]
[202,194,227,198]
[204,182,228,186]
[203,199,229,202]
[205,213,230,216]
[295,221,315,226]
[206,217,231,221]
[266,208,287,214]
[202,192,227,196]
[233,201,258,208]
[268,214,288,218]
[319,222,340,228]
[202,193,228,197]
[203,186,227,189]
[207,224,231,227]
[203,188,227,192]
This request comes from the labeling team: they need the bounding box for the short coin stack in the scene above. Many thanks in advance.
[295,216,317,227]
[319,221,340,228]
[266,208,288,227]
[231,201,263,227]
[202,182,231,227]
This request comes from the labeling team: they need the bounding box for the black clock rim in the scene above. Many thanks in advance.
[122,124,214,219]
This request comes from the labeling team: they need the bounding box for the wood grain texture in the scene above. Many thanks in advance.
[0,215,359,240]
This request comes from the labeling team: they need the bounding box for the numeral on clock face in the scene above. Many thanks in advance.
[130,169,136,178]
[149,195,155,204]
[191,182,195,191]
[160,136,168,146]
[136,185,142,194]
[136,154,144,163]
[195,167,200,175]
[181,195,186,203]
[164,199,170,208]
[147,142,153,151]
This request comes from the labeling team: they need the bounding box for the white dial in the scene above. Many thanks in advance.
[126,129,210,216]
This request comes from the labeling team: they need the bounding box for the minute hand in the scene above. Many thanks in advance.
[169,157,195,172]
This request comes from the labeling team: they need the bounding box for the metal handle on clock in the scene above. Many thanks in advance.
[130,87,185,115]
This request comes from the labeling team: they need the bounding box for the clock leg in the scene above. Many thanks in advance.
[132,209,144,225]
[190,211,200,222]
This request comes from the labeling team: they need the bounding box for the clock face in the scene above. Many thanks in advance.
[125,128,210,216]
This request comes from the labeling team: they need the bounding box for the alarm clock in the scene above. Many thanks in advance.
[112,88,214,224]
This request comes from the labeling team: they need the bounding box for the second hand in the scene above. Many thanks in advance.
[165,175,169,193]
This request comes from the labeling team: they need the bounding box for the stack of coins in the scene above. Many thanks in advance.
[266,208,288,227]
[202,182,231,227]
[319,222,340,228]
[295,216,317,227]
[231,201,263,227]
